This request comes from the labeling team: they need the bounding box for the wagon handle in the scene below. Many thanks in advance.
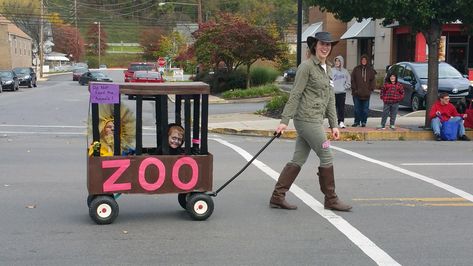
[209,132,281,197]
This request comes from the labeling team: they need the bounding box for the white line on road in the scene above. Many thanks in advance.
[0,124,86,129]
[0,131,85,135]
[401,163,473,166]
[212,137,401,266]
[331,146,473,202]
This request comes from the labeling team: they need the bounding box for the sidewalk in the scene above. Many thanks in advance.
[207,96,473,141]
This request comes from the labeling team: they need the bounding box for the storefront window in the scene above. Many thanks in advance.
[397,34,414,62]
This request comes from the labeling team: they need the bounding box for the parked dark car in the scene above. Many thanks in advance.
[72,67,88,81]
[79,71,113,85]
[283,67,297,82]
[13,67,37,88]
[0,70,19,92]
[385,62,471,111]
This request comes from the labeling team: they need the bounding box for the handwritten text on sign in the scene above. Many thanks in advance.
[90,83,119,104]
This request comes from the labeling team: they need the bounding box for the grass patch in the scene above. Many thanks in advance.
[85,54,144,68]
[107,46,143,53]
[221,84,280,99]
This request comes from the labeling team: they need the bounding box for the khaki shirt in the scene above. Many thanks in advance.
[280,56,337,128]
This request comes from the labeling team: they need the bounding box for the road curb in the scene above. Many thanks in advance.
[209,128,473,141]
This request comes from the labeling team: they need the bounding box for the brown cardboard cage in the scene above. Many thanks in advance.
[87,81,212,195]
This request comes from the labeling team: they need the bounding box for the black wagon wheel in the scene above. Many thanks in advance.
[186,193,214,221]
[87,195,96,208]
[178,193,190,210]
[89,195,119,225]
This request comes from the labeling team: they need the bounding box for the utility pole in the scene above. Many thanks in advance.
[39,0,44,78]
[197,0,202,24]
[74,0,78,47]
[296,0,302,66]
[98,21,101,66]
[94,21,101,66]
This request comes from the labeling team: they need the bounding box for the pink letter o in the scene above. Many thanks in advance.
[138,158,166,191]
[172,157,199,190]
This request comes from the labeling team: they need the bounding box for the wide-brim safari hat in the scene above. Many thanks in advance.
[307,31,339,50]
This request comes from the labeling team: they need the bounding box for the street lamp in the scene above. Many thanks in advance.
[94,21,101,66]
[158,1,202,24]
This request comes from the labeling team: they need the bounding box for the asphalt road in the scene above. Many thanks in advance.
[1,74,473,265]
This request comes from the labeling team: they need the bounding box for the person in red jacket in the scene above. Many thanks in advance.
[379,73,404,130]
[429,92,469,141]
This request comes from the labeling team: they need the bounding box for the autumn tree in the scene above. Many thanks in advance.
[192,13,285,88]
[52,24,85,62]
[198,0,298,40]
[309,0,473,127]
[156,31,187,66]
[0,0,41,51]
[86,22,108,56]
[139,27,165,61]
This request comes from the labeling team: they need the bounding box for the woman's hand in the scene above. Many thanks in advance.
[331,127,340,140]
[276,123,288,134]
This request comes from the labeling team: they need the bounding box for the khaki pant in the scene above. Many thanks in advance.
[290,120,333,167]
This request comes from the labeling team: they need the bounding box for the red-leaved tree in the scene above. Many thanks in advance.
[86,23,108,56]
[52,25,85,61]
[192,13,284,88]
[139,27,165,61]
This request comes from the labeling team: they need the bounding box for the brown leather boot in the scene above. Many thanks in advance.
[270,163,300,210]
[318,165,352,212]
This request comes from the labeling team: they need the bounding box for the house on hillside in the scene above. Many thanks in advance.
[0,15,33,69]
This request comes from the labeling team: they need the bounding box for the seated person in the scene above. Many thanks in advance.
[89,104,136,156]
[429,92,469,141]
[167,123,185,155]
[89,119,114,156]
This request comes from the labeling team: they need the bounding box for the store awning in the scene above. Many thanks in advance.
[301,22,323,42]
[340,19,375,39]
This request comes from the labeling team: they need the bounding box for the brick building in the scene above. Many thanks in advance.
[0,15,33,69]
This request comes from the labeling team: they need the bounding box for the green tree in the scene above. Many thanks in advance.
[156,31,187,67]
[192,13,285,88]
[308,0,473,127]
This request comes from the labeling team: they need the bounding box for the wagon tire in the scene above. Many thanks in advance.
[87,195,96,208]
[178,193,189,210]
[186,193,214,221]
[89,195,119,225]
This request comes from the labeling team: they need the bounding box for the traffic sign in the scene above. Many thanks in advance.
[157,57,166,67]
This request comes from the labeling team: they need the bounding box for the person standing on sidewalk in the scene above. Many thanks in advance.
[378,73,404,130]
[269,32,352,212]
[351,54,376,127]
[332,55,351,128]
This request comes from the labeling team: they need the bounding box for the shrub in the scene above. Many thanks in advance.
[221,84,280,99]
[250,66,279,86]
[85,56,99,68]
[195,70,247,94]
[260,93,289,118]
